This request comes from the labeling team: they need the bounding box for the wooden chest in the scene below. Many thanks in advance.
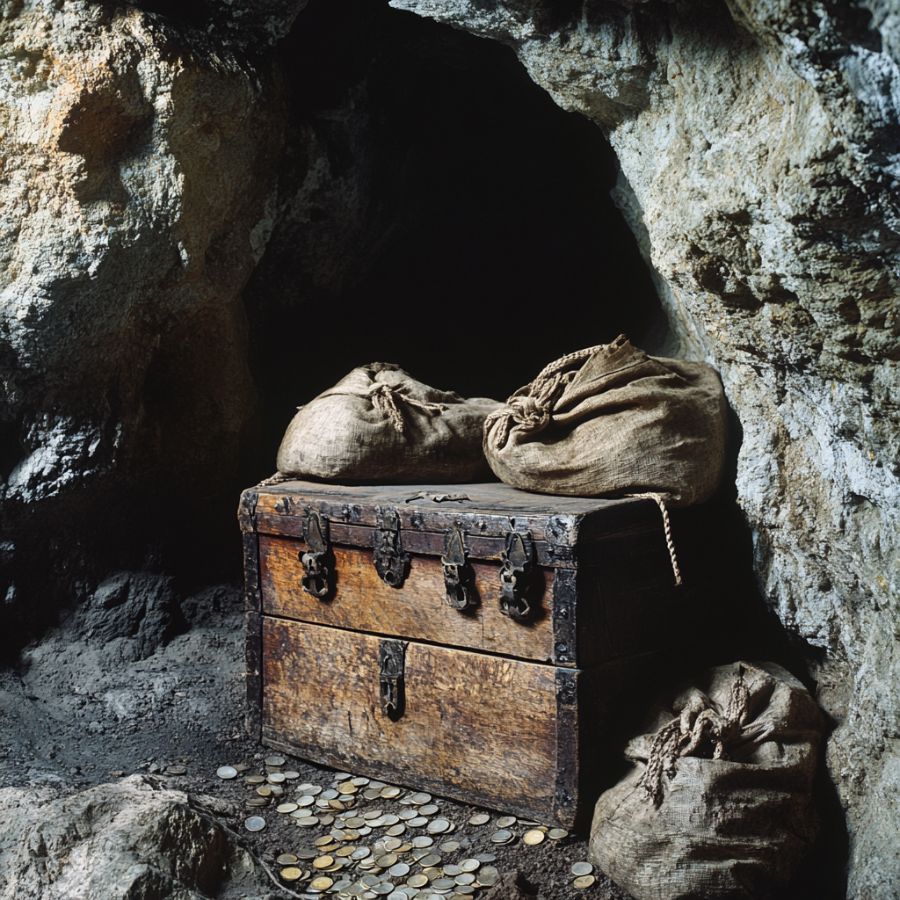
[239,480,680,828]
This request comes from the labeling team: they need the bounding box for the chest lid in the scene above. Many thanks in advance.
[241,479,667,569]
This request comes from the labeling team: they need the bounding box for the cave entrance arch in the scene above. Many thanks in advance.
[244,0,666,462]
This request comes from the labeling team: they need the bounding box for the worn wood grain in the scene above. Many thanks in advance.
[261,617,568,825]
[260,536,556,663]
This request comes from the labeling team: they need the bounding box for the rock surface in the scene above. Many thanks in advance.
[0,775,275,899]
[389,2,899,897]
[0,0,285,647]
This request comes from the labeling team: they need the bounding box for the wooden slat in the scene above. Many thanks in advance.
[259,536,556,663]
[261,617,567,825]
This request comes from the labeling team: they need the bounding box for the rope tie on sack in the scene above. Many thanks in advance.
[368,383,447,436]
[638,666,752,806]
[486,343,608,450]
[628,492,683,587]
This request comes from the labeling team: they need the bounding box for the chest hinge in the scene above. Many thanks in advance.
[499,530,535,622]
[441,526,477,612]
[374,507,410,588]
[299,510,333,600]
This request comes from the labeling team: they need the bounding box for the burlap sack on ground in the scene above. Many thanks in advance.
[483,336,727,505]
[590,662,822,900]
[276,363,501,483]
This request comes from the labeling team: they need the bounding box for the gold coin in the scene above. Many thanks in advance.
[574,874,596,889]
[256,786,272,798]
[276,803,298,814]
[408,874,429,888]
[280,866,303,882]
[338,782,358,795]
[313,855,334,869]
[571,862,594,877]
[523,829,545,846]
[310,876,333,891]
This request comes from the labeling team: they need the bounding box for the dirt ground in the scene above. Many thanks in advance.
[0,581,630,900]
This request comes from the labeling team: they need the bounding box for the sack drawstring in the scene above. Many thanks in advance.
[628,492,683,587]
[638,667,752,806]
[368,383,447,436]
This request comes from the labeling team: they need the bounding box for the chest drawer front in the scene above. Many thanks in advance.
[260,616,579,826]
[259,535,557,663]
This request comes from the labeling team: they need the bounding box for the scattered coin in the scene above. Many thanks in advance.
[386,824,406,837]
[523,829,546,846]
[468,813,490,826]
[294,815,319,826]
[408,874,429,888]
[267,772,286,784]
[313,855,334,869]
[419,854,442,868]
[412,836,433,849]
[455,873,476,886]
[478,866,499,886]
[265,755,285,767]
[571,862,594,877]
[389,862,410,878]
[246,798,269,809]
[427,818,451,834]
[440,840,461,853]
[244,775,265,785]
[444,864,462,877]
[338,781,358,795]
[351,776,370,786]
[283,770,300,780]
[280,866,303,882]
[432,878,456,891]
[459,859,480,873]
[243,816,266,833]
[548,827,569,840]
[410,792,431,805]
[165,765,186,776]
[375,853,398,868]
[216,765,238,780]
[351,847,371,860]
[372,884,393,896]
[381,786,401,799]
[490,829,513,844]
[315,836,334,847]
[574,874,597,889]
[276,802,298,814]
[309,876,333,891]
[256,786,273,798]
[496,815,517,828]
[276,853,299,865]
[408,816,428,828]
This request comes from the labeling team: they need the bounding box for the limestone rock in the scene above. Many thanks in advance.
[0,1,284,644]
[391,2,898,896]
[0,775,275,899]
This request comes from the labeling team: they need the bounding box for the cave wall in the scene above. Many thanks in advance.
[388,2,900,897]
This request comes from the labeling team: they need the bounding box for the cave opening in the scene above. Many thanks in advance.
[242,0,668,476]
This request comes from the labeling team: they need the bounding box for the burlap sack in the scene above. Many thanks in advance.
[483,336,727,506]
[590,662,822,900]
[276,363,501,483]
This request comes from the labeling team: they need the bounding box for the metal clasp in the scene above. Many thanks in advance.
[442,527,477,611]
[300,511,332,600]
[379,639,407,720]
[499,530,534,622]
[374,507,410,588]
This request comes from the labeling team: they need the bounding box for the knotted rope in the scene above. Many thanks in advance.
[486,342,613,450]
[368,383,447,436]
[638,666,751,806]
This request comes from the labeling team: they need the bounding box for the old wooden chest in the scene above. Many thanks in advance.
[239,480,681,827]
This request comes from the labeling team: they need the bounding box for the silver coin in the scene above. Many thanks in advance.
[243,816,266,832]
[265,755,285,767]
[386,824,406,837]
[548,827,569,840]
[459,859,480,873]
[455,873,476,886]
[408,816,427,828]
[411,836,433,849]
[496,816,517,828]
[294,815,319,826]
[418,804,439,816]
[381,814,401,826]
[439,841,460,853]
[283,770,301,780]
[410,792,432,805]
[276,802,299,814]
[478,866,499,886]
[399,808,418,821]
[571,862,594,877]
[427,818,451,835]
[490,829,512,843]
[419,853,441,867]
[443,864,462,877]
[334,772,353,781]
[216,765,238,780]
[389,862,410,877]
[372,884,394,896]
[467,813,490,826]
[475,853,497,863]
[432,878,456,891]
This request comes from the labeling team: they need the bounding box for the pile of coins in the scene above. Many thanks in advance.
[216,756,597,897]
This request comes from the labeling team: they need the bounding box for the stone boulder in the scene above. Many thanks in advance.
[0,775,275,899]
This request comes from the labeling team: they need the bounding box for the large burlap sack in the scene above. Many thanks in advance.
[590,662,822,900]
[483,336,727,505]
[276,363,501,483]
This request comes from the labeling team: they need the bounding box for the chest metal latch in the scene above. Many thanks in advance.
[300,511,332,600]
[442,526,477,611]
[374,507,410,588]
[379,639,407,720]
[499,530,535,622]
